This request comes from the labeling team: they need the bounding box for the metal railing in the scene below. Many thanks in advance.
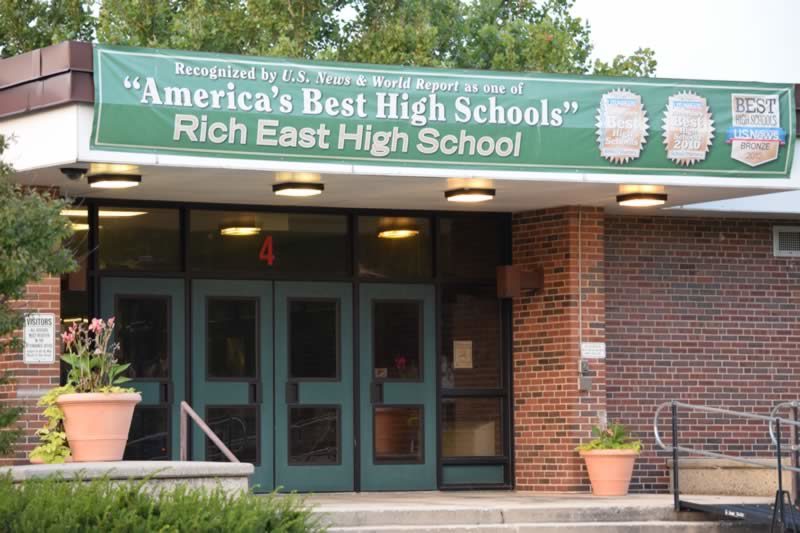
[178,401,239,463]
[654,400,800,528]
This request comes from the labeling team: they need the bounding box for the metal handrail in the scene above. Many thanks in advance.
[179,400,239,463]
[770,401,800,451]
[654,400,800,474]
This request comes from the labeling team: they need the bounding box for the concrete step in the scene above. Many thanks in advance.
[327,521,764,533]
[319,506,705,528]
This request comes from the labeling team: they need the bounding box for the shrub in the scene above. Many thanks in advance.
[0,474,324,532]
[576,423,642,453]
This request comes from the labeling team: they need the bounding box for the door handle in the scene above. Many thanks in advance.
[286,382,299,404]
[160,382,171,403]
[249,383,261,403]
[371,382,384,404]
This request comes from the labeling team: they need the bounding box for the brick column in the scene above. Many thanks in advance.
[0,277,61,465]
[512,206,606,492]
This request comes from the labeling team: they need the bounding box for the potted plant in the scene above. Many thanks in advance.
[577,423,642,496]
[55,317,140,462]
[29,384,74,464]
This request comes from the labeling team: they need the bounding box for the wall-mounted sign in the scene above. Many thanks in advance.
[580,342,606,360]
[453,340,473,369]
[23,313,56,364]
[91,45,794,178]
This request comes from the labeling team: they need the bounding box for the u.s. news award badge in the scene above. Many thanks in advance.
[662,92,714,166]
[596,89,649,164]
[726,93,787,167]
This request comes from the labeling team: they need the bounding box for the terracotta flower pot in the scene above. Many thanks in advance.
[56,392,141,462]
[580,449,638,496]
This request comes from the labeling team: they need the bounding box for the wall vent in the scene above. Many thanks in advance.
[773,226,800,257]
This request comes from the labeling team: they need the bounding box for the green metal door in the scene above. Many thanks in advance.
[274,282,354,491]
[100,277,185,461]
[190,279,273,490]
[359,283,437,491]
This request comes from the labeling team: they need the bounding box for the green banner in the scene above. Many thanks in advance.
[91,44,795,178]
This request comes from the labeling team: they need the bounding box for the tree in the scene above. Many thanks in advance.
[0,135,77,454]
[0,0,655,76]
[0,0,95,58]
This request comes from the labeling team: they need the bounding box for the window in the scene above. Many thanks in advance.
[116,296,170,379]
[207,298,257,379]
[440,286,501,389]
[289,406,339,465]
[206,406,258,464]
[99,208,180,271]
[189,210,349,275]
[374,406,423,463]
[373,301,422,381]
[442,398,502,458]
[358,216,432,279]
[438,216,503,280]
[290,300,339,380]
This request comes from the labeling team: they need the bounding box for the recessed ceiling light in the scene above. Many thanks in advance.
[273,182,325,197]
[445,188,496,203]
[71,223,90,231]
[60,209,89,217]
[377,229,420,239]
[220,226,261,237]
[88,174,142,189]
[616,192,668,207]
[60,209,147,218]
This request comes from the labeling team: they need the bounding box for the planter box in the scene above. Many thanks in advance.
[0,461,254,495]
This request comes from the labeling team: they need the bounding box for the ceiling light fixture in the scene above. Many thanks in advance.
[60,209,147,218]
[87,174,142,189]
[219,226,261,237]
[377,229,420,239]
[273,182,325,197]
[445,187,496,203]
[616,192,668,207]
[71,223,90,231]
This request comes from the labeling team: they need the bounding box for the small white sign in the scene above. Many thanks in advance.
[453,340,473,369]
[23,313,56,364]
[581,342,606,359]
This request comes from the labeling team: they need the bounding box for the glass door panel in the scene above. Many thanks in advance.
[100,277,185,461]
[191,280,273,490]
[275,282,354,492]
[359,283,436,490]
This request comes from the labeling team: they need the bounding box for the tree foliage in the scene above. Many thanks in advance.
[0,135,76,455]
[0,0,656,76]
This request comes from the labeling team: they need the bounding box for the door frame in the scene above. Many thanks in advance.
[86,201,513,491]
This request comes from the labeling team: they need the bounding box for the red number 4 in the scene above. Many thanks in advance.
[259,236,275,266]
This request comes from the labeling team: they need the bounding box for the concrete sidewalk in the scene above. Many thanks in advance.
[305,492,773,532]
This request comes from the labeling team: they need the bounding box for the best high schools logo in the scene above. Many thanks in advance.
[726,94,787,167]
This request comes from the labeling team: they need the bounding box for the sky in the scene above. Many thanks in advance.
[572,0,800,84]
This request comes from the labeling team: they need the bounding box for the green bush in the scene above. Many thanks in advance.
[0,474,325,532]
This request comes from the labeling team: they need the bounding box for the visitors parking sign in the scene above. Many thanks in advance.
[91,44,795,178]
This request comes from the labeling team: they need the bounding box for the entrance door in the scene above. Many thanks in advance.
[100,277,185,461]
[274,282,354,491]
[359,283,437,490]
[190,280,273,489]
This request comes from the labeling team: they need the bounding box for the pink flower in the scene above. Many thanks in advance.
[394,356,407,369]
[88,318,104,333]
[61,332,74,345]
[107,317,115,328]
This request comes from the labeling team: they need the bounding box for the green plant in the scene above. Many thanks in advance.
[0,474,325,532]
[0,373,21,456]
[61,317,134,393]
[576,423,642,453]
[29,384,74,464]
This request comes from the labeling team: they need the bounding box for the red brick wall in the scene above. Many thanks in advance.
[605,215,800,492]
[0,277,61,465]
[512,206,606,491]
